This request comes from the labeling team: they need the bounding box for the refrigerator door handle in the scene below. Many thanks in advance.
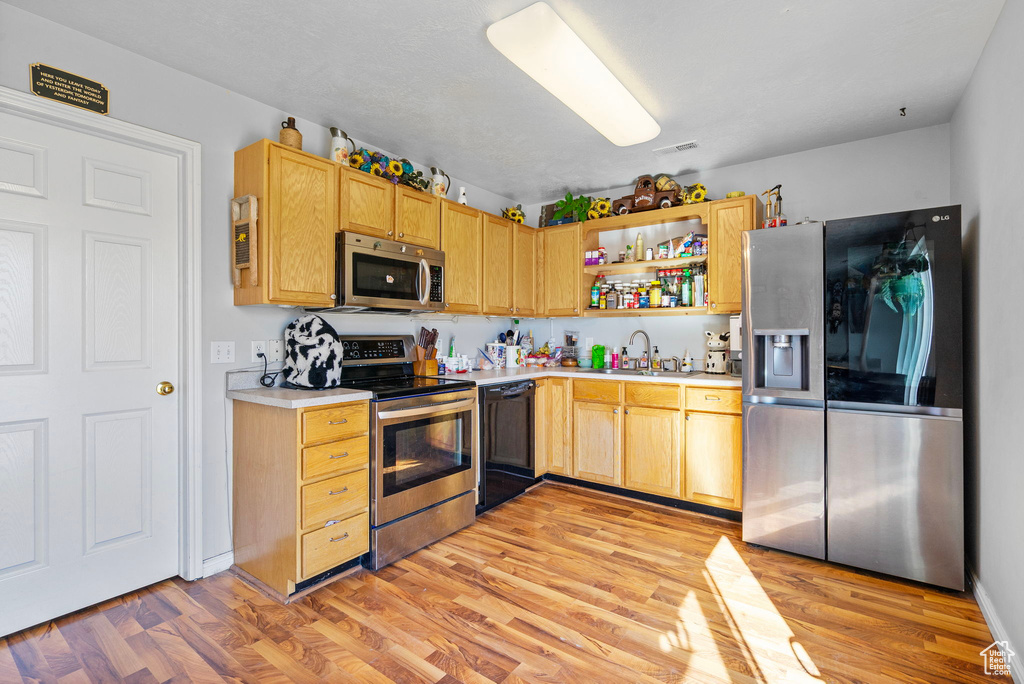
[828,401,962,419]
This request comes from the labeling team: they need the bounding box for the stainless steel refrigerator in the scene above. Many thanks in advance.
[741,207,964,590]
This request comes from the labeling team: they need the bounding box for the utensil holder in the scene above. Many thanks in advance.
[413,360,438,376]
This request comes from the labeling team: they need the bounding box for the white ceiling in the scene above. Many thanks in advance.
[10,0,1004,204]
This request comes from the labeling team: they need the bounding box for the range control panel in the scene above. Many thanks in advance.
[429,265,443,303]
[341,338,406,361]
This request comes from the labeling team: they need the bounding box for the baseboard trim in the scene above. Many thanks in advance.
[202,551,235,578]
[970,566,1022,682]
[542,473,741,522]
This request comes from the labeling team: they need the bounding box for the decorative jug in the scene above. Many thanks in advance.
[429,167,451,198]
[279,117,302,150]
[329,128,355,165]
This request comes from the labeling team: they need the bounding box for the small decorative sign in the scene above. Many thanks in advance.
[30,63,108,115]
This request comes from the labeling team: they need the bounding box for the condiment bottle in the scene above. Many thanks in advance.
[606,287,618,310]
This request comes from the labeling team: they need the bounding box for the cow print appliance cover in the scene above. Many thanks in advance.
[281,315,344,389]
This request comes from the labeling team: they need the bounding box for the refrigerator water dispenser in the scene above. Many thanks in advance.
[753,328,809,390]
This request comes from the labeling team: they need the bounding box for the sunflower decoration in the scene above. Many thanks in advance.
[682,183,708,204]
[587,197,612,220]
[387,159,404,177]
[349,151,366,169]
[370,162,383,176]
[501,204,525,223]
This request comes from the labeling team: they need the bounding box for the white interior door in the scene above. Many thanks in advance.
[0,111,180,636]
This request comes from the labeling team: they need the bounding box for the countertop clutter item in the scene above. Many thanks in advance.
[430,167,450,197]
[704,331,729,375]
[280,116,302,149]
[741,207,965,590]
[329,127,354,165]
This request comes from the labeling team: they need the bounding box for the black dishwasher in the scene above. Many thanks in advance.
[478,381,536,513]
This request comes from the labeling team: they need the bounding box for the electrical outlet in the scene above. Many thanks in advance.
[266,339,284,363]
[211,341,235,364]
[251,340,267,363]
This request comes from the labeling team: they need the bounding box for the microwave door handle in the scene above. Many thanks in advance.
[417,259,429,305]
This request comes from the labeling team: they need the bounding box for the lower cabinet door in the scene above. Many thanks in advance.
[684,411,742,509]
[623,407,681,498]
[301,512,369,579]
[572,401,621,486]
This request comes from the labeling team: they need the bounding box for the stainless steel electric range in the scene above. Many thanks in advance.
[329,334,477,570]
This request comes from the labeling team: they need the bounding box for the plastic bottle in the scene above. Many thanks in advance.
[611,349,619,369]
[639,349,649,369]
[590,280,601,309]
[652,346,661,371]
[621,346,630,370]
[636,233,645,261]
[606,287,618,310]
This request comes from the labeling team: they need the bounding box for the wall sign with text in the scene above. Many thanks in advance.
[30,63,108,115]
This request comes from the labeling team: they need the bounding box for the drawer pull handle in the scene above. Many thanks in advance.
[329,452,349,459]
[328,487,349,495]
[330,533,350,543]
[328,419,348,425]
[324,519,341,526]
[705,396,721,401]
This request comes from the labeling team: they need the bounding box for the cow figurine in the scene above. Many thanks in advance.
[705,331,730,375]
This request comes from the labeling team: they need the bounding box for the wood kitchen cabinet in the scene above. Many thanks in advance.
[707,195,761,314]
[573,401,622,486]
[233,399,370,597]
[535,377,571,476]
[541,223,582,316]
[684,387,743,509]
[394,185,440,249]
[513,223,538,316]
[482,213,515,315]
[340,167,394,238]
[623,384,683,498]
[233,139,338,307]
[440,200,483,314]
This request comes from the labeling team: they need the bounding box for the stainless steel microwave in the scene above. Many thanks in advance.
[319,232,445,313]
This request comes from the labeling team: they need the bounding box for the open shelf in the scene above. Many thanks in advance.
[583,255,706,276]
[579,203,709,237]
[581,307,709,317]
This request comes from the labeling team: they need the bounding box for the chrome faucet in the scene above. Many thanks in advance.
[629,329,652,369]
[664,356,682,373]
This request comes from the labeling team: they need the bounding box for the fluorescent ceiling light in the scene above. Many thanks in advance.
[487,2,661,147]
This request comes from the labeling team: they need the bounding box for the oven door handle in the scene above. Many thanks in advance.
[377,397,475,421]
[416,258,429,306]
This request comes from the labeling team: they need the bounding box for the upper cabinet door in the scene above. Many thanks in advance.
[513,224,537,316]
[394,186,440,249]
[482,214,514,315]
[541,223,581,316]
[440,200,482,314]
[341,168,394,238]
[268,145,337,306]
[708,195,760,314]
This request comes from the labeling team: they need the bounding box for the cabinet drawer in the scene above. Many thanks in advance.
[301,512,369,579]
[301,469,369,530]
[685,387,742,414]
[301,436,369,481]
[624,383,681,410]
[573,380,622,404]
[302,402,368,445]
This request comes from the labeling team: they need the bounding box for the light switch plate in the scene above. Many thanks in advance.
[211,341,235,364]
[251,340,267,363]
[266,339,284,363]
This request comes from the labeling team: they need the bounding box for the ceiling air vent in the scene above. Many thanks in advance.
[652,140,698,156]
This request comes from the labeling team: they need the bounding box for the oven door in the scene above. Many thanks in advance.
[340,233,444,311]
[372,389,477,526]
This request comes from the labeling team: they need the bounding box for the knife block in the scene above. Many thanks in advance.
[413,360,438,376]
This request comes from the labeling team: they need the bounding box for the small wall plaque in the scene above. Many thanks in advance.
[30,63,108,115]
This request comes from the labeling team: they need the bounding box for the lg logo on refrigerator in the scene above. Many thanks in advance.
[932,215,950,222]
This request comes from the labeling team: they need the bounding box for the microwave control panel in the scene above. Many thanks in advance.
[429,265,443,303]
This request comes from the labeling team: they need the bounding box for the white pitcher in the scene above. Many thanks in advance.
[330,128,355,165]
[429,167,451,198]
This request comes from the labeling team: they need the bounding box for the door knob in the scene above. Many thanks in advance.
[156,381,175,396]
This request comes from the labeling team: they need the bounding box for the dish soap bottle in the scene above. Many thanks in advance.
[639,349,649,369]
[620,346,630,370]
[652,346,661,371]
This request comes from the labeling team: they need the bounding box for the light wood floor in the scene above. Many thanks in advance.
[1,483,1006,683]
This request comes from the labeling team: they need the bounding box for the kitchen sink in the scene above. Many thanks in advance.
[580,368,679,377]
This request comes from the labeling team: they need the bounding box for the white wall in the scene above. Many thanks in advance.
[0,2,517,561]
[523,124,952,226]
[950,0,1024,666]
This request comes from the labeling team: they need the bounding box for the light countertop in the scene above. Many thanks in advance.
[431,366,742,388]
[227,386,373,410]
